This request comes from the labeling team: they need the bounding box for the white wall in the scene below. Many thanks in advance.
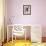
[7,0,46,37]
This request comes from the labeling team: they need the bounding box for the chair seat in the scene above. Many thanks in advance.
[13,31,25,36]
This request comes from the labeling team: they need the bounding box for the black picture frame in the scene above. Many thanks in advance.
[23,5,31,15]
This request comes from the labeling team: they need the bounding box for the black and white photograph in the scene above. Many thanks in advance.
[23,5,31,15]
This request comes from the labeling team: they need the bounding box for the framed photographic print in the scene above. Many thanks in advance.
[23,5,31,15]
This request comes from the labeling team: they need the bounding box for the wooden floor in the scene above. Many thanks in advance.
[3,40,46,46]
[3,40,31,46]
